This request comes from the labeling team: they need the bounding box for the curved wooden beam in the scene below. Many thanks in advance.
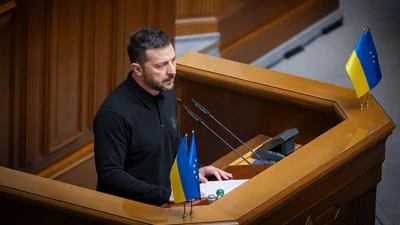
[0,1,16,26]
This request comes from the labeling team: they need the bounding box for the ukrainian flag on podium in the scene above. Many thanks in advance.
[346,28,382,98]
[170,134,200,203]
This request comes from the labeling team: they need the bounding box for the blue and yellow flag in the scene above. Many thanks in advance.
[346,28,382,98]
[189,131,200,192]
[170,135,200,203]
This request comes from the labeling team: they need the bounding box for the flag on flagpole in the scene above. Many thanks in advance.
[170,135,201,203]
[346,27,382,98]
[189,131,200,192]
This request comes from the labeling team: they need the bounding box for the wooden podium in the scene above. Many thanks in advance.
[0,52,395,225]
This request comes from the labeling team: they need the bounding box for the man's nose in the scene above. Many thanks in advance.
[166,61,176,74]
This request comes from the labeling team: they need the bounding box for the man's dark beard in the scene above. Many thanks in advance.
[143,73,174,91]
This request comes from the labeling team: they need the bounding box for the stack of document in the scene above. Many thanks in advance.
[200,179,248,197]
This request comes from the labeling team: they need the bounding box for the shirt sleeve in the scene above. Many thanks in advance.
[93,111,171,205]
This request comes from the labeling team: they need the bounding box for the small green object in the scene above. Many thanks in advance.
[216,189,224,197]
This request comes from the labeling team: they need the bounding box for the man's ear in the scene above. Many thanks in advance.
[131,63,143,76]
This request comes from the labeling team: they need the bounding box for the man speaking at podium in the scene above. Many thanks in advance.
[93,26,232,206]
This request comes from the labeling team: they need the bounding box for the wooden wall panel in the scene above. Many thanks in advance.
[1,0,176,181]
[176,0,219,19]
[87,0,176,130]
[7,0,94,172]
[174,0,339,63]
[220,0,340,63]
[175,17,218,36]
[0,0,13,167]
[46,0,84,154]
[218,0,238,10]
[10,0,27,170]
[21,0,46,167]
[0,13,12,167]
[112,0,132,88]
[56,157,97,190]
[0,0,175,179]
[218,0,306,49]
[88,0,115,131]
[175,0,221,36]
[147,0,176,43]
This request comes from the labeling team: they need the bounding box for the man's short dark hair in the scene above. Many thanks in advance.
[127,26,172,65]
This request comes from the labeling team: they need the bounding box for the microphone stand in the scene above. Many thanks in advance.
[191,99,268,169]
[183,105,258,175]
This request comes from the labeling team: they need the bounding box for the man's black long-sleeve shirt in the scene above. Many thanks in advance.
[93,72,181,205]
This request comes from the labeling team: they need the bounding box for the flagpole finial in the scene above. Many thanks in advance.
[185,133,188,136]
[368,25,371,29]
[192,130,195,134]
[362,28,366,32]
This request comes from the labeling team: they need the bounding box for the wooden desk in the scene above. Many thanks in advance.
[162,163,270,208]
[174,52,395,224]
[0,52,395,225]
[162,135,271,208]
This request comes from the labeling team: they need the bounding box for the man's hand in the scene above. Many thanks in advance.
[169,191,174,202]
[198,166,233,183]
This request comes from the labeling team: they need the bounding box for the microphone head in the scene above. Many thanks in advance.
[183,105,202,122]
[191,99,211,115]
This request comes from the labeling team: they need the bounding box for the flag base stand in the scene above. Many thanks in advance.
[360,93,370,109]
[182,201,195,219]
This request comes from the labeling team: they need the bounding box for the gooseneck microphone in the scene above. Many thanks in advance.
[190,99,268,169]
[182,105,258,175]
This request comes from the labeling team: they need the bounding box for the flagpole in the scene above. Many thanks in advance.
[360,95,364,109]
[183,202,187,219]
[366,25,372,107]
[361,93,369,108]
[190,199,194,216]
[361,93,370,109]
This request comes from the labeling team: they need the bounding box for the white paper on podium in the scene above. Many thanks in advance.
[200,179,249,197]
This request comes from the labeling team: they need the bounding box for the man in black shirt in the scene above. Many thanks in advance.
[93,26,232,206]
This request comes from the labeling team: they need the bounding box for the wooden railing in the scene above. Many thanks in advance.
[0,0,16,26]
[175,0,340,64]
[176,0,220,19]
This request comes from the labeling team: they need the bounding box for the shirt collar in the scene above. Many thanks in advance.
[126,71,165,109]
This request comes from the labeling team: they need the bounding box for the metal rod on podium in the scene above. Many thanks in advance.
[190,199,194,216]
[361,93,369,109]
[183,202,187,219]
[361,94,364,109]
[361,93,367,109]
